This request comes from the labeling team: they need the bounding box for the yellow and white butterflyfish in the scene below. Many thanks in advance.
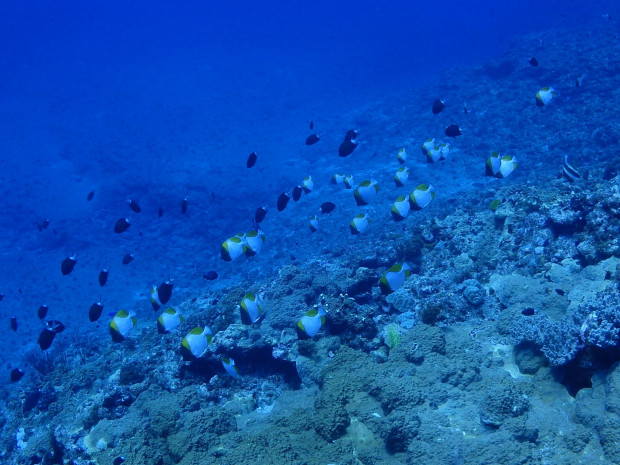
[221,357,240,378]
[497,155,518,178]
[409,184,435,210]
[296,307,327,339]
[239,292,262,325]
[397,147,407,164]
[426,145,443,163]
[394,167,410,187]
[536,86,556,106]
[350,213,370,235]
[157,308,184,334]
[438,142,451,159]
[180,326,213,361]
[391,195,410,221]
[343,175,354,189]
[302,175,314,193]
[309,215,320,232]
[109,310,137,342]
[485,151,502,177]
[244,230,266,257]
[150,285,162,311]
[331,173,345,185]
[421,138,435,157]
[354,179,380,206]
[220,233,247,261]
[380,263,412,295]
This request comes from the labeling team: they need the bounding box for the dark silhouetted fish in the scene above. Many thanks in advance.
[23,390,41,413]
[37,219,50,232]
[0,292,4,301]
[309,120,314,130]
[99,268,109,286]
[529,57,538,66]
[203,271,218,281]
[181,197,188,214]
[10,316,17,331]
[305,134,320,145]
[338,129,359,157]
[37,304,48,320]
[158,280,174,305]
[522,308,536,316]
[113,457,126,465]
[432,99,445,114]
[277,192,291,212]
[255,206,267,223]
[158,206,163,217]
[89,300,104,322]
[114,218,131,233]
[87,191,95,201]
[445,124,462,138]
[61,255,77,275]
[122,253,134,265]
[292,186,303,201]
[128,199,141,213]
[10,368,24,382]
[320,202,336,214]
[38,328,56,350]
[246,151,258,168]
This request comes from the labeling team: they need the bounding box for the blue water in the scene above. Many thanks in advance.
[1,0,619,462]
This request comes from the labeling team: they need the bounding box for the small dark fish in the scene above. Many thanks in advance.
[38,328,56,350]
[320,202,336,214]
[122,253,134,265]
[529,57,538,66]
[128,199,141,213]
[445,124,462,138]
[254,206,267,224]
[158,206,164,217]
[0,292,4,301]
[10,316,17,331]
[309,120,314,130]
[61,255,77,275]
[575,75,583,87]
[46,320,65,333]
[114,218,131,233]
[181,197,188,214]
[10,368,24,382]
[305,134,320,145]
[345,129,358,140]
[203,271,218,281]
[432,99,445,114]
[99,268,109,286]
[89,301,104,322]
[158,280,174,305]
[555,289,565,296]
[339,139,358,157]
[292,186,303,201]
[463,102,470,114]
[23,390,42,413]
[521,308,536,316]
[37,304,49,320]
[246,151,258,168]
[277,192,291,212]
[113,457,126,465]
[37,219,50,232]
[87,191,95,201]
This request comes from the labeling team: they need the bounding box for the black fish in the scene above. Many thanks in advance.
[10,368,24,382]
[158,206,164,217]
[37,219,50,232]
[99,268,109,286]
[113,457,126,465]
[463,102,470,114]
[87,191,95,201]
[114,218,131,233]
[338,129,359,157]
[23,390,41,413]
[445,124,462,138]
[309,120,314,130]
[305,134,320,145]
[122,253,134,265]
[203,271,218,280]
[158,280,174,305]
[292,186,303,201]
[181,197,188,214]
[0,292,4,301]
[37,304,49,320]
[277,192,291,212]
[246,151,258,168]
[46,320,65,333]
[529,57,538,66]
[61,256,77,275]
[254,206,267,224]
[345,129,358,140]
[521,308,536,316]
[128,199,141,213]
[432,99,445,114]
[320,202,336,214]
[38,328,56,350]
[89,301,104,322]
[555,288,565,296]
[10,316,17,331]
